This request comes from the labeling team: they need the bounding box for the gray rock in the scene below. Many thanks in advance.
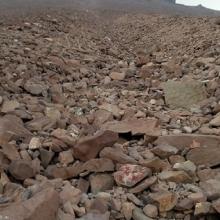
[162,79,206,109]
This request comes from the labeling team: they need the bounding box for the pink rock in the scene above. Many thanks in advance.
[114,164,151,187]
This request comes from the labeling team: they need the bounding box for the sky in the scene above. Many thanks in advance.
[176,0,220,10]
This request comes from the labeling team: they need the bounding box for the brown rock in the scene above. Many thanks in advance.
[114,164,151,187]
[149,191,178,212]
[58,150,74,165]
[169,155,185,165]
[78,212,110,220]
[102,118,160,137]
[89,174,114,194]
[93,109,113,127]
[40,149,54,168]
[200,179,220,200]
[143,204,158,218]
[151,144,178,159]
[1,100,20,113]
[51,128,76,146]
[57,209,74,220]
[197,168,217,181]
[99,103,122,118]
[212,198,220,213]
[175,198,194,211]
[188,192,207,204]
[194,202,211,216]
[26,116,56,132]
[129,176,157,194]
[155,134,220,167]
[139,157,171,172]
[110,71,126,81]
[8,160,37,180]
[82,158,115,173]
[0,187,59,220]
[77,178,89,193]
[24,78,47,95]
[155,134,220,151]
[100,147,137,164]
[158,170,192,183]
[45,162,83,179]
[121,202,134,220]
[0,115,32,143]
[60,184,82,205]
[73,130,118,161]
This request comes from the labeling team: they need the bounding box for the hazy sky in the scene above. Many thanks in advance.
[177,0,220,10]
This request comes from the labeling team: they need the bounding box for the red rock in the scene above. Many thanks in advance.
[114,164,151,187]
[73,130,118,161]
[0,187,59,220]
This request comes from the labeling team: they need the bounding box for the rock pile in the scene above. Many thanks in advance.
[0,9,220,220]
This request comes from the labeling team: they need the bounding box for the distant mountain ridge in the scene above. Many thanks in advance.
[0,0,219,16]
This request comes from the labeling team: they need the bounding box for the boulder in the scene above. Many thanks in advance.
[162,79,207,109]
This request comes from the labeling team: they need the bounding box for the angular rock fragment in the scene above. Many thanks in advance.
[132,207,152,220]
[151,144,178,159]
[200,179,220,200]
[0,187,59,220]
[139,157,170,172]
[89,174,114,194]
[155,134,220,167]
[143,204,158,218]
[73,130,118,161]
[194,202,211,216]
[82,158,115,173]
[1,100,20,113]
[162,79,207,109]
[110,71,126,81]
[8,160,37,180]
[173,160,197,175]
[102,118,160,137]
[45,162,83,179]
[0,115,32,143]
[114,164,151,187]
[129,176,157,194]
[78,212,110,220]
[100,147,137,164]
[158,170,192,183]
[149,191,178,212]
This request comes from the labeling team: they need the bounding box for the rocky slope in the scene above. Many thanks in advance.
[0,4,220,220]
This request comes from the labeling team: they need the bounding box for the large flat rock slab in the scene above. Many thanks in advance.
[155,135,220,167]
